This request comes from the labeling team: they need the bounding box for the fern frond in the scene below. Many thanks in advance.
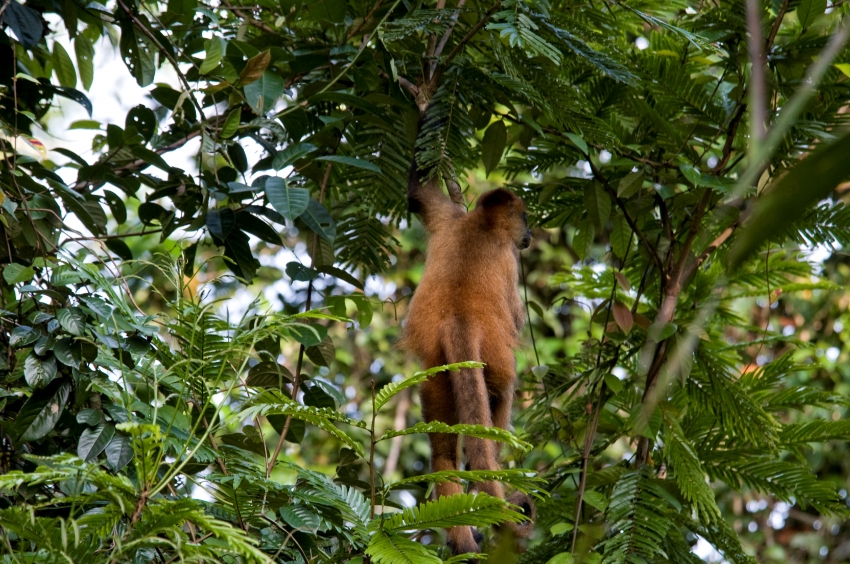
[366,531,442,564]
[380,421,532,452]
[374,362,484,411]
[378,492,525,532]
[388,469,545,496]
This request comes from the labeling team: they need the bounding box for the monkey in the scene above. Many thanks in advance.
[400,163,535,558]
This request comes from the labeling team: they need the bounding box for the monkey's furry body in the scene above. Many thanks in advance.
[401,171,534,556]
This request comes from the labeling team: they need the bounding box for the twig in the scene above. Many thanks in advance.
[765,0,789,50]
[587,158,666,277]
[116,0,205,119]
[434,0,469,59]
[220,0,276,33]
[348,0,385,39]
[64,229,162,242]
[430,1,502,89]
[369,379,378,518]
[0,0,12,22]
[382,388,411,476]
[746,0,767,152]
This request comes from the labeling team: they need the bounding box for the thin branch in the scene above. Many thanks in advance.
[116,0,205,119]
[220,0,276,33]
[0,0,12,22]
[746,0,767,152]
[425,0,449,80]
[765,0,790,50]
[430,1,502,90]
[588,159,666,277]
[348,0,385,39]
[434,0,468,59]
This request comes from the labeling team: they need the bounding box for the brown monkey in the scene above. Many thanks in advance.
[400,166,535,557]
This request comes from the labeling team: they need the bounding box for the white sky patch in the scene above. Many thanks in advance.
[635,37,649,50]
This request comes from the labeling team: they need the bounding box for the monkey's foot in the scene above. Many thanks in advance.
[502,491,536,538]
[447,526,482,563]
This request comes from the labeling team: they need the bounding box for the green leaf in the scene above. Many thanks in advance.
[380,421,532,452]
[797,0,826,29]
[610,214,632,258]
[24,353,57,389]
[199,37,223,74]
[78,422,115,461]
[728,129,850,269]
[481,120,507,177]
[56,307,87,336]
[287,322,327,346]
[207,208,235,241]
[836,63,850,79]
[566,132,587,154]
[16,380,71,442]
[244,70,284,115]
[310,0,346,23]
[4,1,43,48]
[546,553,574,564]
[272,142,317,170]
[315,155,382,174]
[679,164,702,187]
[306,337,336,367]
[366,531,442,564]
[69,119,101,130]
[299,199,336,242]
[375,362,484,412]
[389,468,545,494]
[74,35,94,90]
[573,219,595,259]
[379,492,525,532]
[54,338,82,368]
[10,326,40,348]
[246,361,294,387]
[220,109,241,139]
[617,171,645,198]
[280,506,321,533]
[316,265,363,290]
[266,177,309,222]
[76,408,102,426]
[4,263,34,284]
[105,433,134,471]
[53,42,77,89]
[105,239,133,261]
[285,261,319,282]
[585,182,611,231]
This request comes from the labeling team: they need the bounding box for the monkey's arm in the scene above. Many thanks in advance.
[408,165,465,230]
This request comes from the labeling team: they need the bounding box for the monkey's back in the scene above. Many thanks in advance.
[400,217,523,363]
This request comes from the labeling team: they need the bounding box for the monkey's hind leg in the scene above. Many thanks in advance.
[422,373,481,557]
[447,363,505,502]
[486,355,536,539]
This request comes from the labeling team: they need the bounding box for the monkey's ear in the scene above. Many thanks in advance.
[478,188,516,210]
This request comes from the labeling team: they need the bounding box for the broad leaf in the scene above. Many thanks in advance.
[266,177,309,222]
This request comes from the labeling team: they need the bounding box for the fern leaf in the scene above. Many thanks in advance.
[366,531,442,564]
[379,492,525,532]
[374,362,484,411]
[379,421,532,452]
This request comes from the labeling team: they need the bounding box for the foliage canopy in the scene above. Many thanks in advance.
[3,0,850,562]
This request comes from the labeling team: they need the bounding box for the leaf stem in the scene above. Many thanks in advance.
[370,378,378,518]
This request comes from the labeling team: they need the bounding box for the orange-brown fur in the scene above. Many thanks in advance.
[400,169,534,557]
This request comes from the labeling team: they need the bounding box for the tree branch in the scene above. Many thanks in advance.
[220,0,276,34]
[430,1,502,90]
[588,159,666,277]
[433,0,468,59]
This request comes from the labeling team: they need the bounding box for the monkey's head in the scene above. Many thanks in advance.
[476,188,532,249]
